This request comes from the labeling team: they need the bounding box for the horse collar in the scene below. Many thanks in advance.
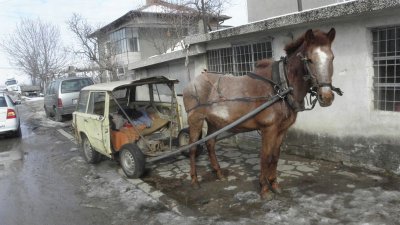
[248,58,304,112]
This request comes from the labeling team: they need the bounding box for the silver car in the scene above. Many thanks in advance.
[0,91,21,137]
[44,77,94,122]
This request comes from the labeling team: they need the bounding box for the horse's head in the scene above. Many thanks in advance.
[302,28,336,107]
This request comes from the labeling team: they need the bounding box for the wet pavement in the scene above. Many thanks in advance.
[139,141,400,224]
[1,97,400,225]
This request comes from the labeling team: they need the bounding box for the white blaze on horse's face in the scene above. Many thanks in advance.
[312,46,335,107]
[313,47,333,84]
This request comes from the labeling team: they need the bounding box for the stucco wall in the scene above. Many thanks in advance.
[130,1,400,174]
[282,12,400,174]
[180,10,400,173]
[234,10,400,173]
[247,0,345,22]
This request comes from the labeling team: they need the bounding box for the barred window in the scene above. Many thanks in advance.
[372,26,400,112]
[207,41,272,76]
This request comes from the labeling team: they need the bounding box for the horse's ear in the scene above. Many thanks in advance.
[305,29,315,43]
[327,28,336,42]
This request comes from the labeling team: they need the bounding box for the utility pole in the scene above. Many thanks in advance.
[297,0,303,12]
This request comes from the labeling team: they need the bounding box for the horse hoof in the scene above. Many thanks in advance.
[216,171,226,181]
[272,183,282,194]
[191,181,201,189]
[217,175,226,181]
[260,191,274,201]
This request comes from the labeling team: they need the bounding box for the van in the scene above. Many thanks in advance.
[44,77,94,121]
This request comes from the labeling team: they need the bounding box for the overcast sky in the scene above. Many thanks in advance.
[0,0,248,85]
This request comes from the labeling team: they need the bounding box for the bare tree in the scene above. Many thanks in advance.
[139,0,231,54]
[1,18,66,88]
[67,13,119,82]
[187,0,231,33]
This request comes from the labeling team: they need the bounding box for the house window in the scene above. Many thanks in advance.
[117,67,125,75]
[109,28,139,54]
[372,26,400,112]
[207,41,272,76]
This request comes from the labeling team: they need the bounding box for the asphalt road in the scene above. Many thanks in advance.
[1,97,399,225]
[0,99,171,225]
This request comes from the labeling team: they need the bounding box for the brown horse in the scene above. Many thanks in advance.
[182,28,338,199]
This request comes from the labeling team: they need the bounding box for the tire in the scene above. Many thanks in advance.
[178,128,203,158]
[81,135,102,164]
[54,109,62,122]
[120,144,145,179]
[14,124,22,138]
[44,106,50,118]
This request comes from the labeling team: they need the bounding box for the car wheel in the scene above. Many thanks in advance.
[14,124,22,138]
[44,106,50,118]
[54,109,63,122]
[178,128,203,158]
[81,135,101,164]
[120,144,145,179]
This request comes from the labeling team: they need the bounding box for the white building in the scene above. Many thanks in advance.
[90,0,230,81]
[120,0,400,174]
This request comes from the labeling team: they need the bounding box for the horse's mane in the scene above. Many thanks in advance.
[255,59,273,68]
[284,30,330,56]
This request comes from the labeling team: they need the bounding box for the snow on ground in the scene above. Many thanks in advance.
[65,151,400,225]
[21,97,65,128]
[262,188,400,225]
[23,96,400,224]
[22,96,44,102]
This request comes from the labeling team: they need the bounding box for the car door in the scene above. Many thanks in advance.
[84,91,109,155]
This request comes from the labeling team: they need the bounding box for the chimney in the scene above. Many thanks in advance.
[146,0,158,5]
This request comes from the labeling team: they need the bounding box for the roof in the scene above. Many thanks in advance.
[128,0,400,71]
[90,0,230,37]
[185,0,400,45]
[81,76,179,92]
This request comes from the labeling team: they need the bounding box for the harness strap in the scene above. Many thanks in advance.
[248,59,305,112]
[247,72,280,88]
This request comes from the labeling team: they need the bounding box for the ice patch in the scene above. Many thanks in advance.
[234,191,260,203]
[262,187,400,224]
[224,186,237,191]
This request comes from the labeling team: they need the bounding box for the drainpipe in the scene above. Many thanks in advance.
[297,0,303,12]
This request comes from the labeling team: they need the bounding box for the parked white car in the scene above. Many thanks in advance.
[0,91,21,137]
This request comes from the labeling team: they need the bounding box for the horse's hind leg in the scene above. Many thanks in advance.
[205,125,225,181]
[188,113,204,188]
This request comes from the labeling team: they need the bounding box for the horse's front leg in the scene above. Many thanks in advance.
[259,127,286,199]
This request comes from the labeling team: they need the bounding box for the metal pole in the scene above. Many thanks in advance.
[146,88,293,163]
[297,0,303,12]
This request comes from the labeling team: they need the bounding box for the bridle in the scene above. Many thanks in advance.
[297,52,343,110]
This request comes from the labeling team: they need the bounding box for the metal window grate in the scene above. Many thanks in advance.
[207,41,272,76]
[372,26,400,112]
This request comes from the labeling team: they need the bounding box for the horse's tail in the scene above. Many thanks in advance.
[183,72,217,113]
